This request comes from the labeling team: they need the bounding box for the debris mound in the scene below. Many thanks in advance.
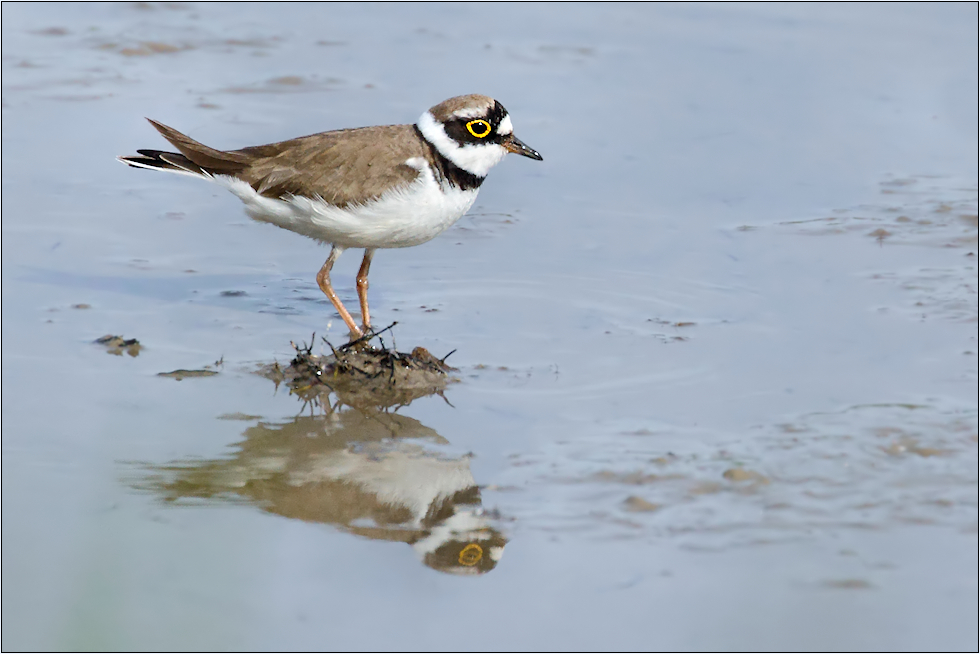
[261,326,457,409]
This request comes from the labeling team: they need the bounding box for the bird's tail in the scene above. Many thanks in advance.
[117,118,251,178]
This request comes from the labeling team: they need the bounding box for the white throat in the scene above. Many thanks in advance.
[417,111,508,177]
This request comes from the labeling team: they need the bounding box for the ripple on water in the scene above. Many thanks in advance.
[502,399,977,548]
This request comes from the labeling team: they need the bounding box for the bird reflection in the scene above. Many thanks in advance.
[136,354,507,575]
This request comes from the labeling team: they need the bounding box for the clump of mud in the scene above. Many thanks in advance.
[260,329,457,410]
[94,334,142,357]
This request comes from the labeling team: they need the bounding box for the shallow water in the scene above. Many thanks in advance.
[2,3,977,651]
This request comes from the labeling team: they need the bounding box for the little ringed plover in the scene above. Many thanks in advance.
[119,94,542,338]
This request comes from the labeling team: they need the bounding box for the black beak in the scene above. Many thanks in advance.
[503,134,543,161]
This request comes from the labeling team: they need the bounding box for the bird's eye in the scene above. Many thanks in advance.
[465,119,492,138]
[458,543,483,566]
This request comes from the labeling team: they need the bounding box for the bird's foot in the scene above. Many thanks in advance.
[345,321,394,349]
[344,323,373,345]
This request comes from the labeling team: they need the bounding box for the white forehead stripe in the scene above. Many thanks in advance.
[417,110,507,178]
[496,114,513,136]
[452,106,492,119]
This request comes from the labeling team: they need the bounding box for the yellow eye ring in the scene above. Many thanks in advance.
[466,119,492,138]
[458,543,483,566]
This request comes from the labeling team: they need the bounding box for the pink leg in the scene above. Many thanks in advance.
[356,248,376,333]
[316,246,362,339]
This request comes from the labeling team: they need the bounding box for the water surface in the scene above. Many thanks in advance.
[2,3,977,651]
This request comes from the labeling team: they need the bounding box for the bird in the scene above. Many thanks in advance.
[118,94,542,339]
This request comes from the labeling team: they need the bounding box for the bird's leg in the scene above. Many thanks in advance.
[316,245,362,339]
[356,248,376,334]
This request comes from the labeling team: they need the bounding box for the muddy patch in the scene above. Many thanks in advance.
[768,176,978,250]
[157,357,224,380]
[260,331,457,410]
[94,334,142,357]
[219,74,345,95]
[157,368,220,380]
[513,400,977,546]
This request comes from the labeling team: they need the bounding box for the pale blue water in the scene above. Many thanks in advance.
[2,3,977,650]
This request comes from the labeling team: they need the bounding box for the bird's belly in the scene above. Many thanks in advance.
[218,173,478,249]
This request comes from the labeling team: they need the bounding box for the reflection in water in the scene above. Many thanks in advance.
[136,360,506,575]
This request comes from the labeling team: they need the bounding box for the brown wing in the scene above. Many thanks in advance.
[235,125,426,207]
[144,120,425,208]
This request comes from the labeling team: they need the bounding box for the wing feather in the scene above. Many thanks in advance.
[121,121,426,208]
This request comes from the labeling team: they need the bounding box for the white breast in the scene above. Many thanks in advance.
[215,157,478,249]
